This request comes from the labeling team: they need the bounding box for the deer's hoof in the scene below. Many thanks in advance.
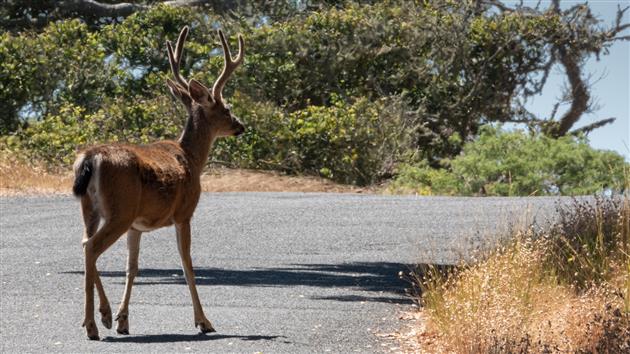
[100,308,112,329]
[115,313,129,335]
[83,320,100,340]
[196,320,216,334]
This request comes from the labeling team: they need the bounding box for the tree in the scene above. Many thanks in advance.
[483,0,630,137]
[1,0,628,180]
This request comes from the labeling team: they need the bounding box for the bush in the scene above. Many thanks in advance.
[4,93,413,185]
[2,1,598,162]
[1,3,625,193]
[215,95,414,185]
[390,126,628,196]
[0,20,113,134]
[4,97,183,165]
[232,1,565,159]
[410,194,630,352]
[387,161,460,195]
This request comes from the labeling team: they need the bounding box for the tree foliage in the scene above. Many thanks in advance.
[0,1,627,191]
[389,126,628,196]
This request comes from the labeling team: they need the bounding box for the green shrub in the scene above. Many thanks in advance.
[0,20,114,133]
[6,96,183,165]
[1,2,625,193]
[390,126,628,196]
[5,93,411,186]
[387,161,460,195]
[215,94,412,185]
[453,126,627,195]
[1,2,587,162]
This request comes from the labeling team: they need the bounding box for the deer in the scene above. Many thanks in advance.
[71,26,245,340]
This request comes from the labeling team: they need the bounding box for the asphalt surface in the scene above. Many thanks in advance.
[0,193,562,353]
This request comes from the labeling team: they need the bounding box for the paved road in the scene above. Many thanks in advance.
[0,193,561,353]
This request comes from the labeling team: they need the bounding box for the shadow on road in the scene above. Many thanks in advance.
[101,333,284,343]
[63,262,414,304]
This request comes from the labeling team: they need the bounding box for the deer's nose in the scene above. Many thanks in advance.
[234,119,245,136]
[234,125,245,136]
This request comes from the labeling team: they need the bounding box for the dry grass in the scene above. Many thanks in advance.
[402,195,630,353]
[413,238,625,353]
[0,157,368,196]
[0,156,74,196]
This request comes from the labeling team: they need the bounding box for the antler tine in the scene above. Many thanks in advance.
[212,30,245,102]
[166,26,190,89]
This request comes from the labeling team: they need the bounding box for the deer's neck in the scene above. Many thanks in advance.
[178,105,216,176]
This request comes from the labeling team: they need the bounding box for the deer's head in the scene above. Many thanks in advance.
[165,27,245,137]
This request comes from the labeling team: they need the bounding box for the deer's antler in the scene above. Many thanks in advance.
[211,30,244,102]
[166,26,190,90]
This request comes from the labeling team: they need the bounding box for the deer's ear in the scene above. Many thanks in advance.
[166,79,192,106]
[166,79,184,99]
[188,79,210,103]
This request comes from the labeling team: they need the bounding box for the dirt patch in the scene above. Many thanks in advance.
[380,309,427,353]
[199,168,370,193]
[0,160,370,196]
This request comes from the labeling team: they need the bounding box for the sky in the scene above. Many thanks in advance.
[515,1,630,160]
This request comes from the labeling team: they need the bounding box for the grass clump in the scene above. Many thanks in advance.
[411,195,630,353]
[545,196,629,292]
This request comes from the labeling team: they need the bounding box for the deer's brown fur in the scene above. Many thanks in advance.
[73,26,245,340]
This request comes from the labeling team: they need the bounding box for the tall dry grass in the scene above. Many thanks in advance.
[545,196,629,292]
[410,194,630,353]
[0,154,73,195]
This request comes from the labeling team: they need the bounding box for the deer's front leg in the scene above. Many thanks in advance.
[175,221,215,333]
[115,229,142,335]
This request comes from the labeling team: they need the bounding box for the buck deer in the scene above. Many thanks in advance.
[72,26,245,340]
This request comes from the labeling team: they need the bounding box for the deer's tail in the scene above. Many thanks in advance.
[72,154,93,197]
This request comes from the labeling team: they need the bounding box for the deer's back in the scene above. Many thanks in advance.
[78,141,200,228]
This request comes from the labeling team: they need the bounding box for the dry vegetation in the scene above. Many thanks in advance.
[0,157,369,196]
[0,155,74,195]
[401,195,630,353]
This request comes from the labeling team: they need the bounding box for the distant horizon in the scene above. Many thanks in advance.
[518,1,629,161]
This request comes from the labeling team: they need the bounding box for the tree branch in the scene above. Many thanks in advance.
[551,45,590,137]
[53,1,240,22]
[606,4,630,41]
[570,117,616,136]
[481,0,627,137]
[57,0,147,18]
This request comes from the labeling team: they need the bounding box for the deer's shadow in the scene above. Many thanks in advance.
[64,262,416,304]
[102,333,285,343]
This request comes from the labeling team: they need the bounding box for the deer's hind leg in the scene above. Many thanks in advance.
[83,219,131,340]
[81,194,134,340]
[80,197,113,333]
